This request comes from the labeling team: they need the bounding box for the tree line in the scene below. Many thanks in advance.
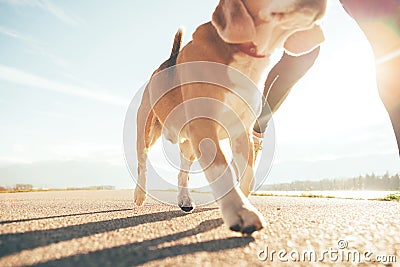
[262,172,400,191]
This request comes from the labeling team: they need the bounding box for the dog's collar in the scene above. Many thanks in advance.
[234,42,266,58]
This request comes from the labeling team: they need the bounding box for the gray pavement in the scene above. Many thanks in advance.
[0,190,399,266]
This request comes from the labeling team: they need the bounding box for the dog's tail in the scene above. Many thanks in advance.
[170,28,183,58]
[158,28,183,69]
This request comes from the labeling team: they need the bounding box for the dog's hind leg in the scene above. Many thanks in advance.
[134,91,162,206]
[177,140,195,212]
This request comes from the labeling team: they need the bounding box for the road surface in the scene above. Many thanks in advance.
[1,190,399,266]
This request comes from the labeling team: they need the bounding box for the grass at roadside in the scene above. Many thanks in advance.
[378,192,400,202]
[252,191,400,202]
[251,192,336,199]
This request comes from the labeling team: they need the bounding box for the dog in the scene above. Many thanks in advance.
[134,0,327,234]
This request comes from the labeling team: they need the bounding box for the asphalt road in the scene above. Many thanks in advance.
[1,190,400,266]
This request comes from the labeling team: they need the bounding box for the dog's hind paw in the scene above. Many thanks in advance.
[178,193,194,212]
[134,186,146,206]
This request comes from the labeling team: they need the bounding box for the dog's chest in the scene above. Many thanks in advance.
[228,55,270,87]
[222,55,269,121]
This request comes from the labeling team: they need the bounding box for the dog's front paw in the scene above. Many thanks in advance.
[222,203,266,234]
[134,186,146,206]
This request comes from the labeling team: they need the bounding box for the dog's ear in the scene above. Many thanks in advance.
[212,0,256,43]
[284,24,325,56]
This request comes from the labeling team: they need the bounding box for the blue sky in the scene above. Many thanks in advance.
[0,0,399,189]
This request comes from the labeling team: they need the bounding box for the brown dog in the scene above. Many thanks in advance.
[134,0,326,234]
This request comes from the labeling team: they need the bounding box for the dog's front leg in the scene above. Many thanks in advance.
[187,120,265,234]
[231,133,255,197]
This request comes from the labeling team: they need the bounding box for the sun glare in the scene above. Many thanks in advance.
[272,4,392,144]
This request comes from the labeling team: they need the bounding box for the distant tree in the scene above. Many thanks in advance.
[393,174,400,191]
[15,184,33,190]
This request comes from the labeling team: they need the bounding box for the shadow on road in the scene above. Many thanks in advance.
[0,208,133,225]
[38,218,255,266]
[0,207,217,257]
